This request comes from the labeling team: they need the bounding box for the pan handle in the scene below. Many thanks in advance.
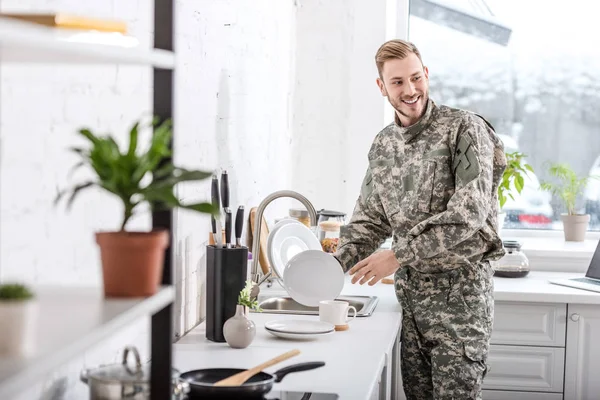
[273,362,326,383]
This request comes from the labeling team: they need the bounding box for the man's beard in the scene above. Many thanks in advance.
[388,90,428,125]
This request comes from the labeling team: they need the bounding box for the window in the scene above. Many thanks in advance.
[408,0,600,231]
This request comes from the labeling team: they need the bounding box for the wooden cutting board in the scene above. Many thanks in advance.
[248,207,270,276]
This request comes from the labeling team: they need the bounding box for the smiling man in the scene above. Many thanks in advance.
[333,39,507,399]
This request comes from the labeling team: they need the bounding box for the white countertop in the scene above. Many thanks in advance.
[493,271,600,304]
[174,278,402,400]
[174,270,600,399]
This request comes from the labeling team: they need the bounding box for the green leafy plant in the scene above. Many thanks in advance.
[238,280,261,312]
[55,117,218,230]
[540,162,596,215]
[498,151,534,210]
[0,284,34,301]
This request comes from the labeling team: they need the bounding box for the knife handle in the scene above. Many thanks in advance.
[224,207,232,248]
[235,206,244,247]
[220,170,229,209]
[211,175,220,211]
[211,215,218,244]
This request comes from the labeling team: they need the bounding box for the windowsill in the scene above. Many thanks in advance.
[500,229,600,273]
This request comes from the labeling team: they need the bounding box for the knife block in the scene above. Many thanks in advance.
[205,245,249,342]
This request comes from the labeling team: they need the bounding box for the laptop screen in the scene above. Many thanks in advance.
[586,240,600,279]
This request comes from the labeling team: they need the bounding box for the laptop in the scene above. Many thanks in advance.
[549,240,600,293]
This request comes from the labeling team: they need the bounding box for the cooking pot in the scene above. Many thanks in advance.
[80,346,189,400]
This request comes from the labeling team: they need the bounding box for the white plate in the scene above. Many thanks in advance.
[265,328,334,341]
[283,250,344,307]
[266,218,303,280]
[265,319,334,334]
[268,222,321,281]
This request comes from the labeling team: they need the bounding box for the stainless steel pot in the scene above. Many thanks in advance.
[80,346,189,400]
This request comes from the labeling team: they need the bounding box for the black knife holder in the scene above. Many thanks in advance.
[205,245,249,342]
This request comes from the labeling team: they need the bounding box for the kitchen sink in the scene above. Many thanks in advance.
[253,295,379,317]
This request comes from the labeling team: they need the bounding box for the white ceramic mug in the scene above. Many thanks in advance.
[319,300,357,326]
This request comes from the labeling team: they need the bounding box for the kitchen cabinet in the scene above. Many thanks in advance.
[483,390,563,400]
[484,302,566,395]
[564,304,600,400]
[394,301,571,399]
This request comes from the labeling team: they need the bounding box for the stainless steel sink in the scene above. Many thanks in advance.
[253,295,379,317]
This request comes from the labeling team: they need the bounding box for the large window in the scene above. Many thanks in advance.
[408,0,600,230]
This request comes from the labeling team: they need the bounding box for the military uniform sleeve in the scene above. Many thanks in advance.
[334,167,393,272]
[392,114,505,266]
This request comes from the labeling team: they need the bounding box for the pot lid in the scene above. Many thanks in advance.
[502,239,522,250]
[86,346,149,384]
[317,209,346,217]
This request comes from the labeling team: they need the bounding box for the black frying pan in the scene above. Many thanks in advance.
[180,361,325,399]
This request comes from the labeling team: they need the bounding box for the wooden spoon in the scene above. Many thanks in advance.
[213,349,301,387]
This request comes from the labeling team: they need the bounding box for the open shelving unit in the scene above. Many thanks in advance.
[0,1,176,399]
[0,286,174,398]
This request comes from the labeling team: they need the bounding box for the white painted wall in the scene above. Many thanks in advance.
[291,0,388,219]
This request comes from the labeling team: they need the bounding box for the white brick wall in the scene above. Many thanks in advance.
[0,0,297,397]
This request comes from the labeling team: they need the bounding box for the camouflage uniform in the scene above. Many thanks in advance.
[334,99,506,399]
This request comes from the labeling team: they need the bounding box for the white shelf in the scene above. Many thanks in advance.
[0,17,174,68]
[0,285,174,398]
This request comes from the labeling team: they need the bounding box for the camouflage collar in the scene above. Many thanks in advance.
[394,98,436,142]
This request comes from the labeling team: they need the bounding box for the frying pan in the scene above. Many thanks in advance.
[180,361,325,398]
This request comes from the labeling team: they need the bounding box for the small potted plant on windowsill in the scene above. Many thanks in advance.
[497,151,534,232]
[0,283,37,357]
[223,280,262,349]
[55,117,218,297]
[540,162,597,242]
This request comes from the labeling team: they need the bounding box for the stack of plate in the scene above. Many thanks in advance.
[264,319,335,340]
[267,218,321,282]
[266,218,345,308]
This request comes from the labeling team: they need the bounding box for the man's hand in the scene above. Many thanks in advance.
[349,250,400,286]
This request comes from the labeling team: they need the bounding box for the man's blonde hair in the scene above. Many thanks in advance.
[375,39,423,77]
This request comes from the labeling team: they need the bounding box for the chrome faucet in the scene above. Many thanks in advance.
[251,190,317,288]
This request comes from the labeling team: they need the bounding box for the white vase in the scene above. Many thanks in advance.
[223,305,256,349]
[0,299,38,357]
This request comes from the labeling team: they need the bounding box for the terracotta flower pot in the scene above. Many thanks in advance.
[95,230,169,297]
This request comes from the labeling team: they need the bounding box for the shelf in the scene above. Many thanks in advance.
[0,17,174,68]
[0,285,174,398]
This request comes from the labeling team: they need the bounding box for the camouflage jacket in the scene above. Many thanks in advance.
[335,99,507,274]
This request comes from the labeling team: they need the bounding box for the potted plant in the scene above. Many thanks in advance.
[223,280,261,348]
[0,283,37,357]
[540,162,596,241]
[55,117,218,297]
[497,151,534,231]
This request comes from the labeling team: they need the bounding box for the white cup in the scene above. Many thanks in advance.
[319,300,357,328]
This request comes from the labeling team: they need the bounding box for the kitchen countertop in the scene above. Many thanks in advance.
[174,277,402,400]
[174,270,600,399]
[493,270,600,304]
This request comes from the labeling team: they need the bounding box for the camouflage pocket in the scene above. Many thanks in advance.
[416,160,436,213]
[463,339,487,363]
[369,158,401,216]
[360,168,373,200]
[417,155,453,214]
